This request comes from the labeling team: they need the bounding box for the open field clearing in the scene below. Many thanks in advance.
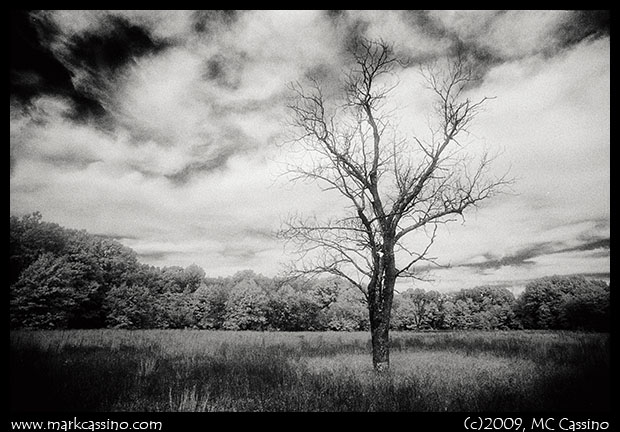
[10,330,609,412]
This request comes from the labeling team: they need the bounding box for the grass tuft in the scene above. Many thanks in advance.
[10,330,610,412]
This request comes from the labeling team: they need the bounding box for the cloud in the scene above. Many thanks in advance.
[24,11,175,122]
[428,10,608,61]
[475,37,609,225]
[19,11,318,182]
[461,242,555,271]
[458,235,609,272]
[10,11,610,284]
[555,10,610,47]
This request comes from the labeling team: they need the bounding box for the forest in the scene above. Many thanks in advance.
[10,213,610,332]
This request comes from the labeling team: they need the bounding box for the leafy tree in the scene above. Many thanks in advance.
[15,214,608,333]
[103,283,164,329]
[159,291,199,328]
[10,253,101,328]
[562,281,609,331]
[265,284,318,331]
[393,288,442,330]
[158,266,185,293]
[182,264,207,293]
[515,277,567,329]
[452,286,518,330]
[194,278,231,329]
[159,265,205,294]
[295,295,327,331]
[516,275,610,330]
[70,233,140,288]
[440,297,475,330]
[10,212,69,285]
[124,263,165,294]
[307,277,341,312]
[323,282,369,331]
[222,278,270,330]
[10,214,147,328]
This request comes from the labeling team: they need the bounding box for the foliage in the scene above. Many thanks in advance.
[159,292,201,329]
[160,264,206,294]
[10,212,68,285]
[10,253,101,329]
[515,275,610,331]
[391,286,519,331]
[265,284,323,331]
[194,278,231,329]
[222,278,270,330]
[10,213,141,328]
[103,283,164,329]
[9,214,610,332]
[393,288,442,330]
[448,286,519,330]
[323,283,369,331]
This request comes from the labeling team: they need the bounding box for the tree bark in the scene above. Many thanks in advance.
[369,243,397,373]
[370,306,390,372]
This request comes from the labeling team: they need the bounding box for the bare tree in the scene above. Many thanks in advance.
[280,38,511,372]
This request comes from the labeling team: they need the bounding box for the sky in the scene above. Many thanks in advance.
[10,10,610,295]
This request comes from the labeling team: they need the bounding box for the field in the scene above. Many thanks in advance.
[10,330,610,412]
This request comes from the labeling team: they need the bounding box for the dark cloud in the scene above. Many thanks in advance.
[162,131,250,185]
[93,233,139,241]
[561,238,609,253]
[192,10,240,33]
[67,15,170,74]
[58,14,171,119]
[242,228,276,240]
[447,39,506,80]
[136,250,171,261]
[203,51,246,90]
[41,153,101,170]
[462,242,555,271]
[592,218,610,231]
[11,10,68,95]
[398,10,609,75]
[10,11,173,125]
[329,11,507,76]
[555,10,610,47]
[460,236,610,272]
[402,10,451,40]
[164,151,233,184]
[121,140,242,185]
[10,10,106,122]
[324,10,346,21]
[338,16,371,55]
[220,246,264,261]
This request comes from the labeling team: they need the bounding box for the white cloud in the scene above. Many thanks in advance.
[430,10,572,58]
[11,11,610,285]
[477,37,609,220]
[351,10,449,59]
[113,47,212,147]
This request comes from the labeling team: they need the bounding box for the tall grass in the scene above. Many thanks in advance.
[10,330,610,412]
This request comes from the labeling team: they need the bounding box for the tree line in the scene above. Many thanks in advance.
[10,213,610,331]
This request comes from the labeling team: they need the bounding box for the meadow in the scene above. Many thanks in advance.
[10,330,610,412]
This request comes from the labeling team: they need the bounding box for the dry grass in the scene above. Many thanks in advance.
[10,329,610,412]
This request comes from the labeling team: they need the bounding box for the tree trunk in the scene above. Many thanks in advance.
[369,250,397,373]
[370,308,390,372]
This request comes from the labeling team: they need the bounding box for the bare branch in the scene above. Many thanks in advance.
[281,37,513,326]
